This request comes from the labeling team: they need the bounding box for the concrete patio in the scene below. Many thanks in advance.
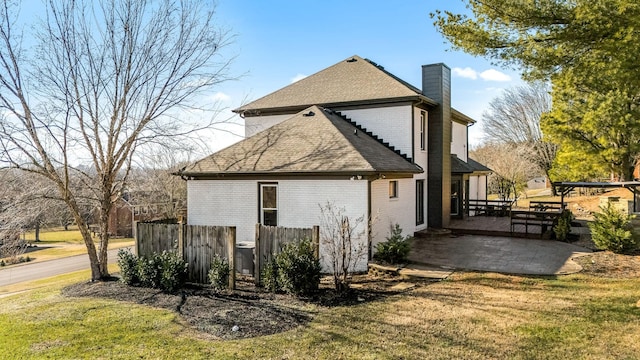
[408,234,592,276]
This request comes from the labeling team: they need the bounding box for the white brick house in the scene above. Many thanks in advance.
[177,56,489,270]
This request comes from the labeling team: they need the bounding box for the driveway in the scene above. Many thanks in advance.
[409,235,592,275]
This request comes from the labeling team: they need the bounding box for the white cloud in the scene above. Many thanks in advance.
[290,73,307,83]
[453,67,512,82]
[452,67,478,80]
[211,91,231,103]
[479,69,512,82]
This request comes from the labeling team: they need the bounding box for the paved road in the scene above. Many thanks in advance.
[0,248,126,288]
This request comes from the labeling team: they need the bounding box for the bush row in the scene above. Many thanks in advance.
[117,249,188,293]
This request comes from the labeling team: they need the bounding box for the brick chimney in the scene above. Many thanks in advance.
[422,63,451,228]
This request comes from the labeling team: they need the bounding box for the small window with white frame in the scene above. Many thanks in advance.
[389,180,398,198]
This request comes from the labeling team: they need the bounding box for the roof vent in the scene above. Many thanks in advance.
[303,111,315,117]
[346,57,357,63]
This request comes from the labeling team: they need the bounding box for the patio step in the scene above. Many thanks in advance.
[368,262,452,280]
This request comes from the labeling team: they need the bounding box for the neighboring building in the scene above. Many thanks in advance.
[107,193,184,238]
[177,55,489,270]
[527,176,550,190]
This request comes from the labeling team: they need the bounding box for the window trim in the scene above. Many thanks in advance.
[259,183,278,226]
[420,111,426,151]
[389,180,398,199]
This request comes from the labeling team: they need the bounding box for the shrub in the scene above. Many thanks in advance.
[261,258,280,292]
[589,203,639,254]
[554,210,574,242]
[374,224,412,264]
[262,239,321,296]
[123,251,188,292]
[137,255,162,288]
[117,249,140,285]
[276,239,321,296]
[208,254,230,291]
[157,251,188,293]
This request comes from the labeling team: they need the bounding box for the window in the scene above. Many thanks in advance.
[260,183,278,226]
[389,181,398,198]
[416,180,424,225]
[420,112,426,150]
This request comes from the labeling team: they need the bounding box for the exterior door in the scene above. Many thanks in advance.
[451,178,461,217]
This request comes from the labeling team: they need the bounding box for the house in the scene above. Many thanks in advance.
[177,55,489,271]
[106,193,185,238]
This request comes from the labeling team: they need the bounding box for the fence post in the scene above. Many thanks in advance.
[134,222,140,256]
[178,219,184,260]
[312,225,320,259]
[227,226,236,290]
[254,223,261,285]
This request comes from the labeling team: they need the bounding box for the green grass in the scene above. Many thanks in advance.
[3,228,134,265]
[1,271,639,359]
[24,227,96,244]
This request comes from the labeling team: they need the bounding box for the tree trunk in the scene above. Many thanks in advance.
[34,222,40,242]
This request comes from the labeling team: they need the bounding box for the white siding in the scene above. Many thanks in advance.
[340,105,413,157]
[451,121,468,161]
[187,178,369,272]
[370,178,417,252]
[244,114,293,137]
[413,107,428,170]
[187,180,258,243]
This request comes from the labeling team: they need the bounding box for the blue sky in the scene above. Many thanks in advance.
[211,0,525,150]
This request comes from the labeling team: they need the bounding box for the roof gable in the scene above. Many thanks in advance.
[234,56,435,114]
[180,106,422,176]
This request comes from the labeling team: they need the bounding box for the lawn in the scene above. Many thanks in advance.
[1,266,639,359]
[3,227,134,264]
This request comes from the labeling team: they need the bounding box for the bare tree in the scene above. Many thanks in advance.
[471,142,535,202]
[318,202,369,293]
[0,0,232,280]
[482,83,558,193]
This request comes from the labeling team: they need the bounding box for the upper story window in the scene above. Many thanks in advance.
[389,180,398,199]
[420,112,426,151]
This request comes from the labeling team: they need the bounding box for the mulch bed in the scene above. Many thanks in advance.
[574,250,640,278]
[61,275,415,339]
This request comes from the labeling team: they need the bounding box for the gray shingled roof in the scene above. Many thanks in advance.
[233,55,437,114]
[451,155,474,174]
[180,106,423,177]
[451,155,492,174]
[467,157,492,173]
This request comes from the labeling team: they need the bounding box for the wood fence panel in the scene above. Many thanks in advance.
[182,225,234,284]
[137,223,235,285]
[136,223,180,257]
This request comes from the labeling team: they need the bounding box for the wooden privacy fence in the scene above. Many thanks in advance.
[136,222,235,288]
[136,222,320,287]
[254,224,319,285]
[183,225,235,285]
[136,223,181,255]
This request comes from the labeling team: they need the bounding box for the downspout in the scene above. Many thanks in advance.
[367,178,373,261]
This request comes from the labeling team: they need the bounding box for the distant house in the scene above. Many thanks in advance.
[107,193,184,238]
[527,176,549,190]
[177,55,489,270]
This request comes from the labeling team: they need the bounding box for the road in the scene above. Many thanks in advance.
[0,248,126,288]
